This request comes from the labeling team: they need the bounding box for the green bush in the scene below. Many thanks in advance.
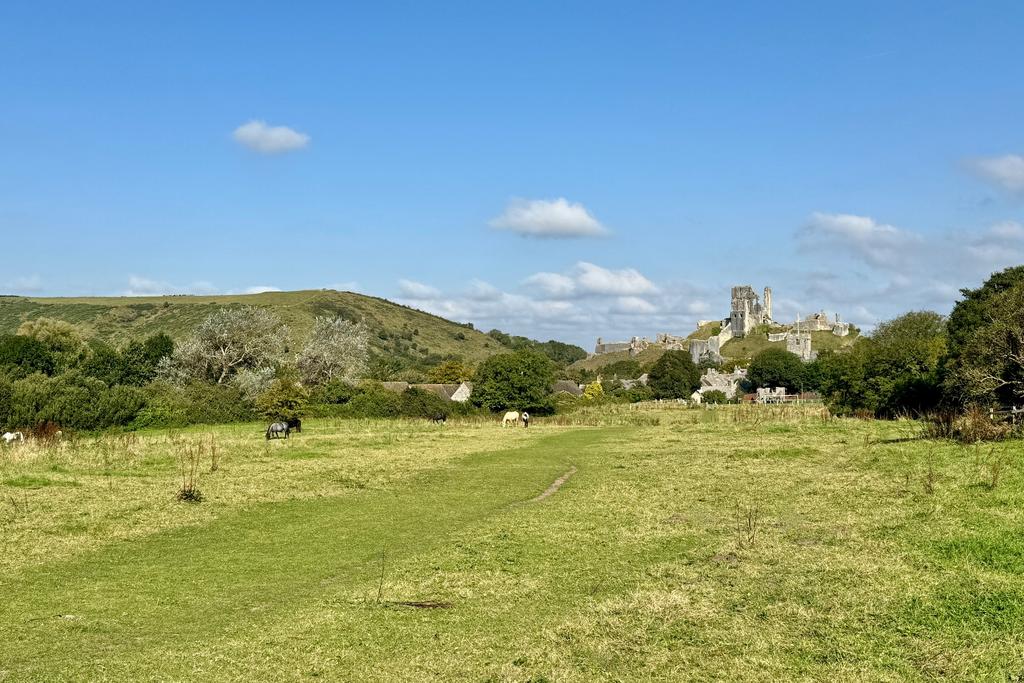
[134,382,256,429]
[7,372,146,430]
[341,383,405,418]
[701,389,729,404]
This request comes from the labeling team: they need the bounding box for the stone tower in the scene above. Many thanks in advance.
[763,287,772,323]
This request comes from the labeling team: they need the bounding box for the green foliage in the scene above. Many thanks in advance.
[946,265,1024,357]
[0,334,56,378]
[472,350,556,413]
[701,389,729,404]
[583,382,605,401]
[601,359,642,379]
[748,348,806,392]
[397,387,450,419]
[134,382,256,429]
[817,311,947,416]
[946,282,1024,407]
[16,317,89,371]
[426,360,474,383]
[341,383,405,418]
[310,378,360,405]
[7,372,146,430]
[255,377,309,421]
[647,350,700,399]
[485,329,586,366]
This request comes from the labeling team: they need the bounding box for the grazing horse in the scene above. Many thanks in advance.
[2,431,25,444]
[502,411,520,427]
[430,414,447,424]
[265,422,290,440]
[286,417,302,433]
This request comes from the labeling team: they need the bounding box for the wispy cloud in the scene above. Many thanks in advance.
[398,279,441,300]
[490,198,608,238]
[798,212,923,270]
[124,275,218,297]
[3,274,43,294]
[233,120,310,154]
[966,154,1024,194]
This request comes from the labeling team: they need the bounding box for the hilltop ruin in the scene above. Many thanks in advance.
[592,284,853,363]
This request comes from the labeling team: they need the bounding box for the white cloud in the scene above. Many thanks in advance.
[3,274,43,294]
[489,198,608,238]
[124,276,217,297]
[233,120,310,154]
[523,272,577,298]
[611,296,657,315]
[967,154,1024,194]
[466,279,502,301]
[798,212,923,269]
[575,262,658,295]
[398,279,441,300]
[966,220,1024,263]
[241,285,281,294]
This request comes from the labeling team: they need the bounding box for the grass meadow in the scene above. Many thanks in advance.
[1,405,1022,681]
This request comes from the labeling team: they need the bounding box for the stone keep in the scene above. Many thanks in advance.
[729,285,772,338]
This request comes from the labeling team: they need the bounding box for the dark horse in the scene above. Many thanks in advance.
[287,417,302,433]
[430,414,447,424]
[265,422,290,439]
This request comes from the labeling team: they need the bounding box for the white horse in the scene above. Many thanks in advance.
[502,411,520,427]
[2,431,25,444]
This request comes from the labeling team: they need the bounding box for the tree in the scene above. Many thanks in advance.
[583,381,605,401]
[0,335,56,378]
[295,316,369,385]
[159,307,288,385]
[426,359,474,384]
[747,348,806,393]
[471,350,555,412]
[647,350,700,399]
[947,265,1024,357]
[947,283,1024,407]
[863,311,946,415]
[16,318,89,371]
[601,359,643,379]
[255,377,308,421]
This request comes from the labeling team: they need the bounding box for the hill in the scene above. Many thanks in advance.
[0,290,509,366]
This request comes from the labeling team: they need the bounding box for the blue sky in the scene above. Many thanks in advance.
[2,2,1023,347]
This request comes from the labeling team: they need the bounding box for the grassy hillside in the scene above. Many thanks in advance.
[569,345,668,372]
[721,330,859,360]
[0,290,501,364]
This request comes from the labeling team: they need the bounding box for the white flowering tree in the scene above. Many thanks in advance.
[158,307,288,385]
[296,316,369,385]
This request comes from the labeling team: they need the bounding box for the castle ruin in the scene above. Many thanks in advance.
[591,284,851,365]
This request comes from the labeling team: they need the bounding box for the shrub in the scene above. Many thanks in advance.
[583,382,605,401]
[255,377,309,421]
[399,387,449,418]
[342,383,405,418]
[702,389,729,404]
[135,382,256,429]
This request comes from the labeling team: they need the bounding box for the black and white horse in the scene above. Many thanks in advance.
[266,422,290,440]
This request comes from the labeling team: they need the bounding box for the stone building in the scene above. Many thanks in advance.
[697,367,747,399]
[730,285,773,338]
[593,336,650,356]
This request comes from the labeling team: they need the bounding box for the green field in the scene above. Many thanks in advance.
[1,407,1022,680]
[0,290,498,364]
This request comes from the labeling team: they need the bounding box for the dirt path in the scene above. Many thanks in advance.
[531,466,577,502]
